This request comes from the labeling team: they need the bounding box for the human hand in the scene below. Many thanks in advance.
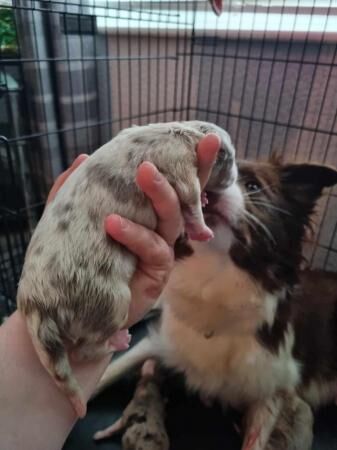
[0,136,219,446]
[105,133,220,327]
[46,154,89,205]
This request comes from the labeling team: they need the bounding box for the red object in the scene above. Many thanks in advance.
[209,0,223,15]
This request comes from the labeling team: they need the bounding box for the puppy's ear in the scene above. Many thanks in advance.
[281,163,337,208]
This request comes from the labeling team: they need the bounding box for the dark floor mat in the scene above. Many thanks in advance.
[63,322,337,450]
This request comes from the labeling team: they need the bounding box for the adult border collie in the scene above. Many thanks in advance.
[94,155,337,450]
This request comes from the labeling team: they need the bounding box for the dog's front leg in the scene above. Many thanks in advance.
[242,394,284,450]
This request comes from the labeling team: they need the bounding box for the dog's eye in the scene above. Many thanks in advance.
[245,181,261,192]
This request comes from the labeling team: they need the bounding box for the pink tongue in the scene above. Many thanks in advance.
[109,329,132,351]
[201,191,208,207]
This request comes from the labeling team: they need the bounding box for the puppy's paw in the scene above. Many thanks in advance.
[242,429,261,450]
[188,228,214,241]
[94,417,124,440]
[70,395,87,419]
[107,330,132,352]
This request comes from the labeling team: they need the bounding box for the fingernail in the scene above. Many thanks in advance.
[106,215,128,232]
[206,133,221,152]
[72,154,87,167]
[118,216,129,230]
[73,154,82,164]
[153,168,162,183]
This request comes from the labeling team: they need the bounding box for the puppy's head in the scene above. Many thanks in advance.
[184,120,238,191]
[204,158,337,291]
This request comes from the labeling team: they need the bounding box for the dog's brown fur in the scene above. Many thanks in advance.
[95,156,337,449]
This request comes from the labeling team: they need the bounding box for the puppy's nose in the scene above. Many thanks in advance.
[207,145,237,191]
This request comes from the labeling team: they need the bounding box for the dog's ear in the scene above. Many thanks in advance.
[281,163,337,209]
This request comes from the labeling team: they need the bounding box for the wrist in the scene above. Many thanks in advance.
[0,311,110,450]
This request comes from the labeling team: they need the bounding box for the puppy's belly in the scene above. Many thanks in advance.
[154,305,300,408]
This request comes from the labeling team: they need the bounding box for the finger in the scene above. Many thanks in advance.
[125,285,160,328]
[197,133,220,189]
[46,154,89,204]
[104,215,173,268]
[136,162,183,247]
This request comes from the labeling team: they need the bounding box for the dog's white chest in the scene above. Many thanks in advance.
[154,250,300,408]
[156,307,299,408]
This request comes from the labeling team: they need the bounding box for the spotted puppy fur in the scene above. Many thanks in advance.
[17,120,236,418]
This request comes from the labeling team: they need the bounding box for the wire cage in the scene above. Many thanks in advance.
[0,0,337,319]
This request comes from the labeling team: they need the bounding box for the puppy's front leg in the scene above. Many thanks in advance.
[265,394,313,450]
[94,359,169,450]
[242,395,283,450]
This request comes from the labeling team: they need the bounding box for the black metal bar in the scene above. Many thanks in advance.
[163,0,171,121]
[253,0,291,161]
[12,2,45,212]
[179,0,192,121]
[154,0,160,122]
[275,2,322,158]
[315,244,337,254]
[177,2,188,120]
[194,109,337,137]
[116,0,123,132]
[0,254,12,316]
[62,6,79,160]
[178,52,337,68]
[0,56,177,63]
[9,4,187,26]
[19,0,337,16]
[255,2,299,159]
[172,0,180,121]
[78,1,91,149]
[0,78,28,255]
[214,0,236,126]
[204,3,221,125]
[193,0,206,121]
[293,1,334,161]
[323,220,337,269]
[223,0,246,132]
[136,0,142,122]
[104,0,113,139]
[307,59,337,163]
[10,0,183,17]
[186,0,197,121]
[307,41,337,162]
[127,0,133,126]
[30,4,53,182]
[309,107,337,265]
[11,6,36,140]
[92,11,102,146]
[43,5,68,170]
[234,0,268,156]
[6,108,190,143]
[0,137,20,284]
